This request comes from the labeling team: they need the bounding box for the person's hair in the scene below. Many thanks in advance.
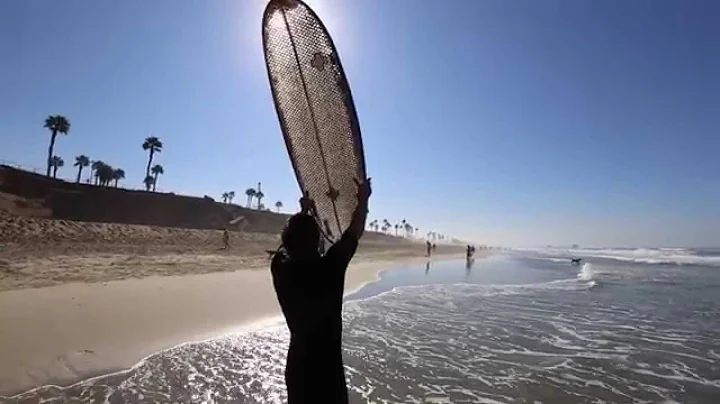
[282,213,321,256]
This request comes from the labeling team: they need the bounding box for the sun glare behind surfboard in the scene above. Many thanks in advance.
[299,0,345,42]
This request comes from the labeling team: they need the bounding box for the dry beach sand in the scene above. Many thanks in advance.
[0,210,468,396]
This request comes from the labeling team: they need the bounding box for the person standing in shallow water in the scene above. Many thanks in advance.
[271,179,372,404]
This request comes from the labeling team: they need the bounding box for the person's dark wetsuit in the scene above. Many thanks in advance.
[271,233,358,403]
[271,179,371,403]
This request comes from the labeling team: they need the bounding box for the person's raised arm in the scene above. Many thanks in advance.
[346,178,372,239]
[323,178,371,270]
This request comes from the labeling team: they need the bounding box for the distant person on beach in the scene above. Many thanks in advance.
[432,243,437,252]
[270,179,372,404]
[222,228,230,249]
[426,240,432,257]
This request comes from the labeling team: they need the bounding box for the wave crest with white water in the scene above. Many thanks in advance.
[578,263,594,281]
[341,274,720,403]
[577,263,599,288]
[524,247,720,266]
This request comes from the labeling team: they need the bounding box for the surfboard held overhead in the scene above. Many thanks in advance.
[262,0,366,244]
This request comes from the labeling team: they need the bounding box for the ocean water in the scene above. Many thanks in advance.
[3,249,720,403]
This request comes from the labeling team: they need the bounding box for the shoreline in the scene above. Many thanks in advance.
[0,252,460,397]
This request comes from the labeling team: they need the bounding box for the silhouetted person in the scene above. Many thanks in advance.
[271,179,371,404]
[426,240,432,257]
[222,228,230,249]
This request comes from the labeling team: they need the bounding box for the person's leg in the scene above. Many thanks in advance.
[333,362,350,404]
[285,356,305,403]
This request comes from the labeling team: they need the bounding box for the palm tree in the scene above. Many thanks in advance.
[245,188,256,207]
[221,192,230,203]
[112,168,125,187]
[90,160,105,185]
[74,155,90,183]
[150,164,164,192]
[227,191,236,204]
[275,200,283,212]
[44,115,70,177]
[394,224,400,236]
[92,162,101,185]
[50,155,64,178]
[143,175,155,191]
[96,163,114,186]
[142,136,163,179]
[401,219,407,237]
[404,222,413,237]
[255,182,264,209]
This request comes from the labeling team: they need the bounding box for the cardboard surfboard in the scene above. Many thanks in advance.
[263,0,366,244]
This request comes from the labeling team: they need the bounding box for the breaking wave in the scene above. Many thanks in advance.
[524,247,720,266]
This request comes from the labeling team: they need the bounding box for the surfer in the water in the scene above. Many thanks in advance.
[271,178,372,404]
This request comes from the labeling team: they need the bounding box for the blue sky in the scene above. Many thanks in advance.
[1,0,718,247]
